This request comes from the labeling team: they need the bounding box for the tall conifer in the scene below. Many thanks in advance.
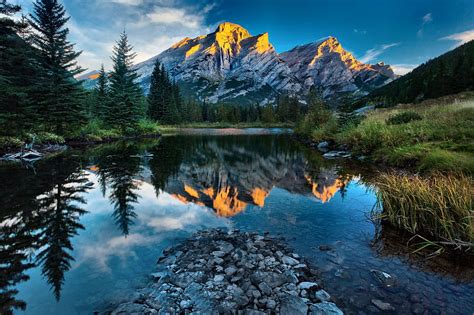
[29,0,85,134]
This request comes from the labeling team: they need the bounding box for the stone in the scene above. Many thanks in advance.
[218,241,234,253]
[319,245,332,251]
[258,282,272,296]
[280,295,308,315]
[243,309,267,315]
[212,250,226,258]
[371,269,397,287]
[266,299,277,309]
[179,300,192,309]
[317,141,330,152]
[214,274,225,282]
[225,266,237,276]
[298,282,318,290]
[309,302,343,315]
[315,289,331,302]
[282,255,299,265]
[371,299,396,311]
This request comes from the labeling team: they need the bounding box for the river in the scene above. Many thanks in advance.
[1,130,472,314]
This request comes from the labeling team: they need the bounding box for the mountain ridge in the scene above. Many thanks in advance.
[85,22,398,105]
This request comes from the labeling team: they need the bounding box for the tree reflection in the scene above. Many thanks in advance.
[0,155,92,311]
[93,142,142,236]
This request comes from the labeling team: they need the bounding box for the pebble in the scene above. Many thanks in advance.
[110,229,343,314]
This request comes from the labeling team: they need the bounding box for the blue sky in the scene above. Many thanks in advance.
[15,0,474,74]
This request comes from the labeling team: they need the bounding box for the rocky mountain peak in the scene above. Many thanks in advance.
[130,23,396,104]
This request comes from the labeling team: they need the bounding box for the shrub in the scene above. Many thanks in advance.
[386,111,422,125]
[0,136,24,149]
[137,119,160,135]
[36,132,65,144]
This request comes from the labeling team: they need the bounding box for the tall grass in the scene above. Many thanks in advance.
[374,172,473,251]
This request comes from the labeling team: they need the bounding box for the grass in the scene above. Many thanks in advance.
[334,97,474,174]
[373,172,473,252]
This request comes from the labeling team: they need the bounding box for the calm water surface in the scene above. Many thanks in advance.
[1,130,473,314]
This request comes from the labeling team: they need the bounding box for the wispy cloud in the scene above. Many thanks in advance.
[440,29,474,47]
[353,28,367,35]
[359,42,400,63]
[392,64,418,75]
[417,12,433,38]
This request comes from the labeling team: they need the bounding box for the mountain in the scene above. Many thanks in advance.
[135,22,302,104]
[79,22,397,105]
[280,37,396,99]
[352,40,474,108]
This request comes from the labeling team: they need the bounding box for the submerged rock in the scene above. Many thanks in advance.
[109,229,343,314]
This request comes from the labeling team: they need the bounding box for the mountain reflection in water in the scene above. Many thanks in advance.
[1,133,472,315]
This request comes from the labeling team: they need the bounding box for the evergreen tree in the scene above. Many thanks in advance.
[28,0,85,134]
[147,59,166,121]
[0,1,40,135]
[107,31,142,131]
[93,64,109,118]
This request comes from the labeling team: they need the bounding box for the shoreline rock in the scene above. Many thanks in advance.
[107,229,343,314]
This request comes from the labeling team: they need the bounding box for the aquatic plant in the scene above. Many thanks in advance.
[374,172,473,252]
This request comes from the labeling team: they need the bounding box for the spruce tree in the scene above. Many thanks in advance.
[28,0,85,135]
[94,64,108,119]
[147,59,166,121]
[107,31,142,131]
[0,1,39,135]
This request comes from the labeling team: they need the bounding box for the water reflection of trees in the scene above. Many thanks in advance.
[92,142,144,235]
[0,155,92,312]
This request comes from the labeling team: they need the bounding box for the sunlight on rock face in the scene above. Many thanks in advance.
[185,44,201,58]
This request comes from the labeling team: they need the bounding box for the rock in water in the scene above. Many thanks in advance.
[309,302,344,315]
[108,229,343,314]
[371,299,396,311]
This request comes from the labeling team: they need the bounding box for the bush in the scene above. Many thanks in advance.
[386,111,422,125]
[0,136,24,149]
[36,132,65,144]
[137,119,160,135]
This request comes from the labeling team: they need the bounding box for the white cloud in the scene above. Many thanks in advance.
[422,13,433,24]
[359,42,400,63]
[440,29,474,47]
[417,12,433,38]
[392,64,418,75]
[107,0,144,5]
[60,1,217,70]
[353,28,367,35]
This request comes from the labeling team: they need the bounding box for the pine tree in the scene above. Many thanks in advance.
[0,1,39,135]
[107,31,142,131]
[28,0,85,135]
[147,59,166,121]
[94,64,108,118]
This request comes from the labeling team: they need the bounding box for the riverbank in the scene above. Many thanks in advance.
[296,93,474,174]
[106,229,343,315]
[0,133,161,161]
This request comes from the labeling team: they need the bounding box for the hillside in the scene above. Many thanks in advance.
[354,40,474,108]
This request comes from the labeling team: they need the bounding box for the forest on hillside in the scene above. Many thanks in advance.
[353,40,474,109]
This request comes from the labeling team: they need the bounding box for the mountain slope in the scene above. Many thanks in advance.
[280,37,396,99]
[356,40,474,107]
[135,22,302,104]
